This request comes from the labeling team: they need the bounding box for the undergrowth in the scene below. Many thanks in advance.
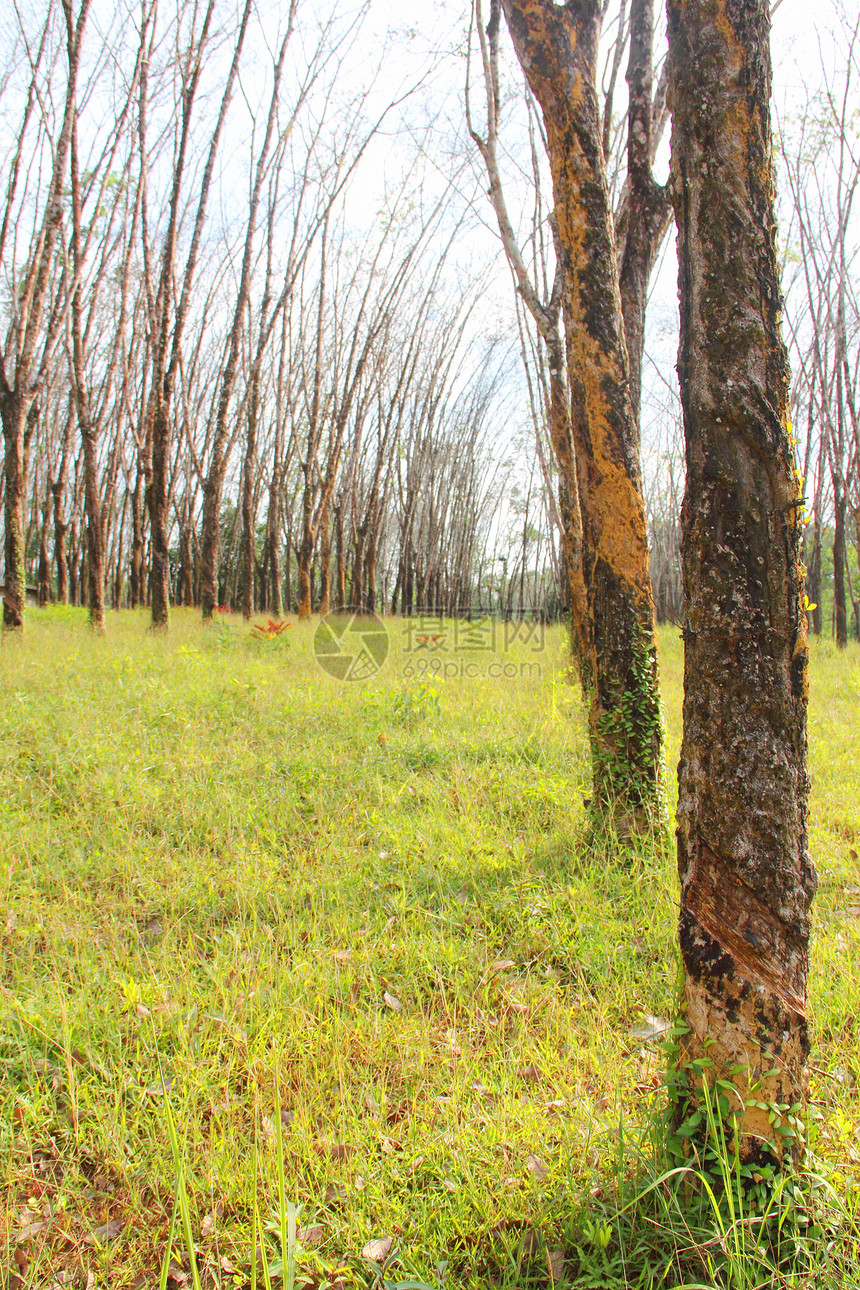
[0,610,858,1287]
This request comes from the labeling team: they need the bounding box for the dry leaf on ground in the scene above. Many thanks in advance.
[362,1234,394,1261]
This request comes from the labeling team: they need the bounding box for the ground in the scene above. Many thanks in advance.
[1,609,858,1288]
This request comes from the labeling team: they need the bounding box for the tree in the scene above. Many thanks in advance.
[668,0,817,1164]
[1,0,90,632]
[497,0,664,828]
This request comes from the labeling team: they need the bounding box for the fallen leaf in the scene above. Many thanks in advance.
[362,1235,394,1262]
[144,1077,174,1096]
[298,1224,324,1246]
[545,1099,565,1112]
[628,1014,671,1042]
[850,849,858,861]
[516,1064,540,1081]
[519,1229,539,1257]
[382,991,401,1011]
[325,1182,347,1204]
[219,1256,239,1275]
[329,1142,350,1161]
[334,950,352,964]
[261,1115,276,1142]
[15,1221,45,1241]
[136,1003,151,1018]
[441,1178,457,1193]
[548,1245,565,1281]
[489,959,516,973]
[166,1259,188,1284]
[354,1174,367,1190]
[526,1153,549,1181]
[200,1211,216,1237]
[89,1218,124,1243]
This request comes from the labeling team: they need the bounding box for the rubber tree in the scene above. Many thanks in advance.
[1,0,90,632]
[500,0,664,827]
[668,0,817,1164]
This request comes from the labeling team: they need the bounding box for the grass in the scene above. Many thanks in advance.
[0,608,858,1288]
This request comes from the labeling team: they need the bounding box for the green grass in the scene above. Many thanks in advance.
[1,608,858,1288]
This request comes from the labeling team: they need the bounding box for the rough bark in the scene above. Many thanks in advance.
[617,0,672,429]
[668,0,816,1164]
[471,0,589,672]
[1,394,27,628]
[501,0,663,823]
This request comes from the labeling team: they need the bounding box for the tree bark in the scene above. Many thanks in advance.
[501,0,663,825]
[1,394,27,629]
[617,0,672,430]
[668,0,816,1165]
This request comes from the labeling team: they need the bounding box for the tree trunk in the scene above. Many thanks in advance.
[806,518,822,637]
[832,468,848,649]
[668,0,816,1165]
[147,401,170,629]
[318,499,331,617]
[81,424,106,630]
[241,387,259,622]
[334,506,346,611]
[200,483,220,620]
[617,0,671,431]
[129,460,145,610]
[38,507,50,607]
[1,393,27,630]
[502,0,663,826]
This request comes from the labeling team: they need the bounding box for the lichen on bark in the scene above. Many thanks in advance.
[501,0,664,830]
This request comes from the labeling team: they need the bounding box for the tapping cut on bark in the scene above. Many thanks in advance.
[668,0,816,1164]
[500,0,663,826]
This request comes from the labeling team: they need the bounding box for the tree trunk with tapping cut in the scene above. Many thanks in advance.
[668,0,816,1165]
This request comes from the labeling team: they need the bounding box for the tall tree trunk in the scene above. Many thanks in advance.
[81,425,106,630]
[1,394,27,630]
[318,498,331,617]
[52,407,73,605]
[264,465,283,616]
[241,373,261,621]
[38,495,50,607]
[832,465,848,650]
[502,0,663,825]
[129,458,145,609]
[668,0,816,1165]
[617,0,671,430]
[807,518,822,637]
[334,505,346,611]
[297,494,313,620]
[147,401,171,629]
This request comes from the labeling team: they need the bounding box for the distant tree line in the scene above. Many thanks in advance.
[0,0,570,632]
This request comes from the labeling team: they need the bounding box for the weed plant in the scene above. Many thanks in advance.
[0,609,858,1287]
